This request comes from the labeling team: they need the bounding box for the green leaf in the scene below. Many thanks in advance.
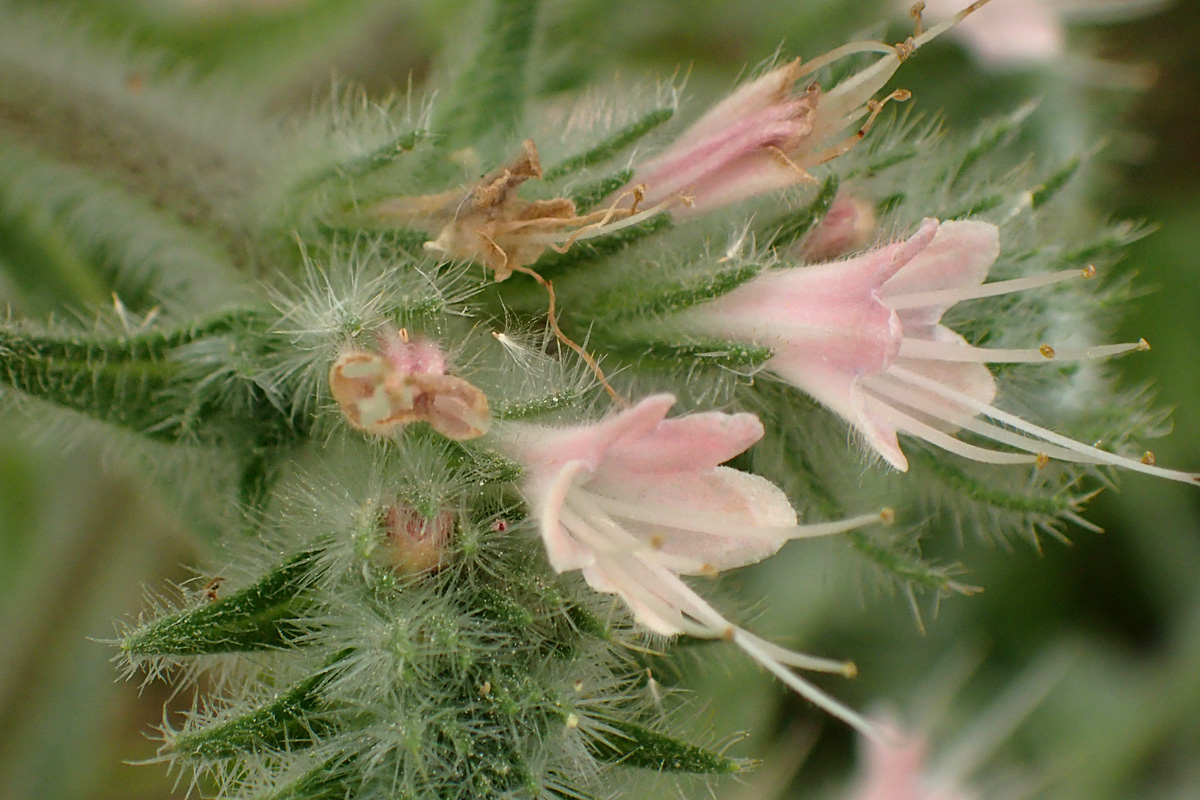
[0,199,109,312]
[543,106,674,181]
[292,129,427,194]
[433,0,541,145]
[252,757,354,800]
[763,176,838,249]
[0,310,294,444]
[593,263,762,321]
[1031,157,1081,209]
[121,550,317,657]
[494,389,587,420]
[614,339,773,371]
[171,670,336,760]
[590,720,740,773]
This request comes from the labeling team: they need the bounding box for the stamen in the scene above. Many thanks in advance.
[735,628,857,676]
[562,495,716,574]
[885,268,1092,310]
[733,630,880,740]
[866,376,1105,465]
[910,0,997,49]
[586,490,884,541]
[865,397,1040,465]
[886,364,1200,484]
[897,338,1149,363]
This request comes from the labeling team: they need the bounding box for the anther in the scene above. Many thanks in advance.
[1137,338,1151,351]
[1035,453,1051,469]
[480,681,492,697]
[1141,451,1156,466]
[650,534,666,549]
[566,713,579,729]
[879,507,896,525]
[1081,264,1097,278]
[700,563,719,578]
[842,661,859,679]
[722,626,736,642]
[573,680,584,693]
[1039,344,1056,359]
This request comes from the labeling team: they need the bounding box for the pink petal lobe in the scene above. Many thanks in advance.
[530,462,597,574]
[587,465,797,572]
[882,220,1000,326]
[604,411,765,473]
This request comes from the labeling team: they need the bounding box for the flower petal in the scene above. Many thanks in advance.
[604,410,765,473]
[883,220,1000,328]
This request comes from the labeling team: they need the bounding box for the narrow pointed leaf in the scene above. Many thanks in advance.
[121,550,317,657]
[433,0,541,144]
[590,720,740,773]
[543,107,675,181]
[172,671,335,760]
[593,263,761,322]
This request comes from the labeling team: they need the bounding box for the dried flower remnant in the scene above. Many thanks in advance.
[497,393,892,734]
[623,1,998,215]
[369,139,671,281]
[329,329,490,440]
[683,218,1199,484]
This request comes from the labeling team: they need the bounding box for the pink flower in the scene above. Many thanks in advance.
[683,218,1199,484]
[847,719,971,800]
[496,393,890,733]
[625,3,1003,215]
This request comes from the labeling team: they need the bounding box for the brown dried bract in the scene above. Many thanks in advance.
[369,139,642,281]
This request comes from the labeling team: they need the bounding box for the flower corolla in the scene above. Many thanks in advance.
[682,218,1199,484]
[624,2,1001,215]
[497,393,889,732]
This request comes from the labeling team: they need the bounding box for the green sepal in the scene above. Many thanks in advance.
[593,263,761,322]
[614,339,773,371]
[1031,157,1080,209]
[590,720,741,773]
[432,0,540,145]
[121,550,318,657]
[543,107,675,181]
[532,213,672,277]
[171,669,337,760]
[763,176,838,250]
[569,168,634,213]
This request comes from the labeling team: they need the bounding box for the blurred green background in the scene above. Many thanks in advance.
[0,1,1197,798]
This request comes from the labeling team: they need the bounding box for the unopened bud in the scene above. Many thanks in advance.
[379,503,455,574]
